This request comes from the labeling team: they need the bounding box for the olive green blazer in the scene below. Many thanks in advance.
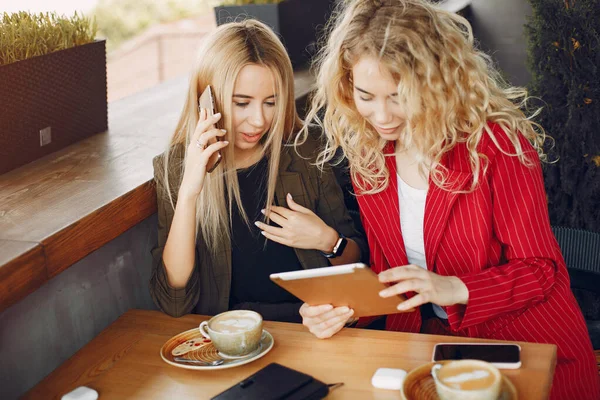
[149,136,368,317]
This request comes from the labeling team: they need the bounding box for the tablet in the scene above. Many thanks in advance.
[270,263,412,317]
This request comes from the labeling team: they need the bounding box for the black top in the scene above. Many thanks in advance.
[229,157,303,323]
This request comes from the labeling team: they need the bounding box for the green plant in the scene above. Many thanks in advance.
[526,0,600,232]
[0,11,97,66]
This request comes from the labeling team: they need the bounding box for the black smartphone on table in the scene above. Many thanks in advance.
[198,85,222,173]
[432,343,522,369]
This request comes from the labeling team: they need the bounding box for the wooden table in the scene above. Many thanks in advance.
[24,309,556,399]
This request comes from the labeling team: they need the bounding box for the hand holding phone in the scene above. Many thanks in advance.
[198,85,223,173]
[179,86,228,200]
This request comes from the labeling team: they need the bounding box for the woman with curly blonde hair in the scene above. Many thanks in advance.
[298,1,599,398]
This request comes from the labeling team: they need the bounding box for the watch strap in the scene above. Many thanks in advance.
[320,233,347,258]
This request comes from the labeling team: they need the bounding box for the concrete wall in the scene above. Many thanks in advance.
[469,0,533,86]
[0,215,158,400]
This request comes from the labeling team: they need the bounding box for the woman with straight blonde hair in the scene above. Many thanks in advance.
[150,20,367,323]
[299,1,599,398]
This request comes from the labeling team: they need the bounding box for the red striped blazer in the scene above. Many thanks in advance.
[353,122,599,399]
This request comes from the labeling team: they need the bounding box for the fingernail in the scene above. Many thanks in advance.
[324,304,333,310]
[379,290,387,297]
[397,304,406,310]
[223,141,229,144]
[214,112,221,118]
[340,307,349,313]
[287,193,292,199]
[260,209,265,214]
[260,231,267,236]
[220,129,227,132]
[254,221,260,227]
[348,309,354,315]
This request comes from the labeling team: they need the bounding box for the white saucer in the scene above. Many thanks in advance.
[160,329,274,371]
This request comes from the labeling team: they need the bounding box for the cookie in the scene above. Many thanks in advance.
[171,338,211,356]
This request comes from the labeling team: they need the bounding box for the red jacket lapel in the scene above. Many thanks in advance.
[424,148,472,270]
[359,141,472,272]
[357,142,409,269]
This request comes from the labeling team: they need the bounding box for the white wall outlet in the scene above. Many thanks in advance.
[40,127,52,146]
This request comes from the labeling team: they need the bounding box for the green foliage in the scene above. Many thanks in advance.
[526,0,600,232]
[0,11,97,66]
[91,0,215,52]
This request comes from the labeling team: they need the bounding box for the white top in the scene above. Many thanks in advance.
[397,174,448,319]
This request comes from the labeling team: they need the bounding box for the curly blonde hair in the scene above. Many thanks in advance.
[301,0,546,194]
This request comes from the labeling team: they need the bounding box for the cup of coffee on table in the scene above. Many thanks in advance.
[199,310,263,358]
[431,360,502,400]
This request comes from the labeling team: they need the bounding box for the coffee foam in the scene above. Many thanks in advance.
[217,318,256,329]
[211,316,259,333]
[442,369,490,384]
[440,367,496,391]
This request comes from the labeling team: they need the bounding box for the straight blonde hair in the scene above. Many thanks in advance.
[157,20,302,255]
[301,0,546,194]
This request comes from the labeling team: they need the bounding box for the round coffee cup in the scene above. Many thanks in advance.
[431,360,502,400]
[199,310,263,358]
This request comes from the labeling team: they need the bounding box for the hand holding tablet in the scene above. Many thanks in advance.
[270,263,413,317]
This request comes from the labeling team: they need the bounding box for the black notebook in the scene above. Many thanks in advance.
[210,363,330,400]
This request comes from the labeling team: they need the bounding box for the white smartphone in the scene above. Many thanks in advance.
[198,85,221,173]
[432,342,522,369]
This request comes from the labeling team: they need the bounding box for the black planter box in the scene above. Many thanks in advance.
[214,1,334,68]
[0,40,108,175]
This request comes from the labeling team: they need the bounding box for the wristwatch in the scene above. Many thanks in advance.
[320,233,348,258]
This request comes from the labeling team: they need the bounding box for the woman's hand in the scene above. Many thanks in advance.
[178,108,229,200]
[300,303,355,339]
[378,265,469,311]
[255,193,338,252]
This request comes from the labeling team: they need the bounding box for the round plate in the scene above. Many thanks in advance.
[160,328,274,370]
[401,361,518,400]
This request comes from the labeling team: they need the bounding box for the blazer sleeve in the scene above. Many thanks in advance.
[446,134,562,331]
[149,153,201,317]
